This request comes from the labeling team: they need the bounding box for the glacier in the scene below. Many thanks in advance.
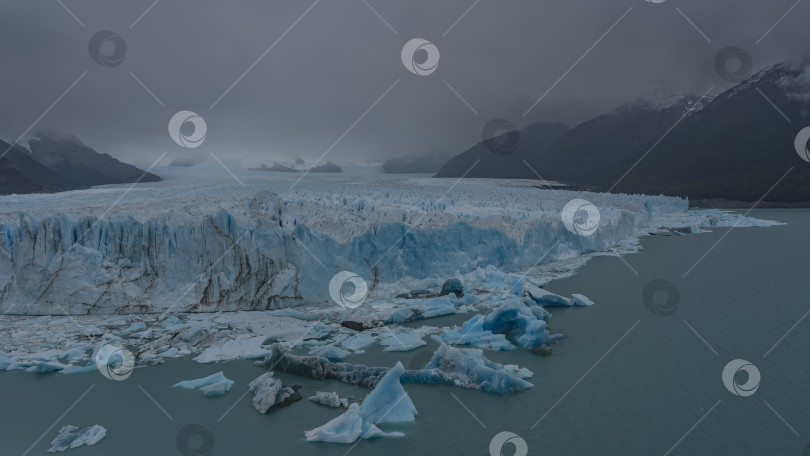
[0,172,781,375]
[0,172,738,316]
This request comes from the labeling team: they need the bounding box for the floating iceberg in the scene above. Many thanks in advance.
[305,361,415,443]
[172,372,234,397]
[258,343,532,395]
[309,391,349,408]
[572,294,595,306]
[439,315,516,351]
[403,344,534,395]
[248,372,302,413]
[304,403,400,443]
[48,425,106,452]
[523,283,572,306]
[441,296,562,350]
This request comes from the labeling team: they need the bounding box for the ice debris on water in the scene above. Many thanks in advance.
[172,372,234,397]
[309,391,349,409]
[48,425,106,453]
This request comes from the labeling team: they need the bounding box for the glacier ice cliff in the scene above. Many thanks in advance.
[0,177,777,315]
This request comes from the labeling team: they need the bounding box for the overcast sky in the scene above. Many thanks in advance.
[0,0,807,167]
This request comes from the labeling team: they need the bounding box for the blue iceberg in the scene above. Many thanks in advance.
[172,372,234,397]
[305,361,416,443]
[48,425,106,452]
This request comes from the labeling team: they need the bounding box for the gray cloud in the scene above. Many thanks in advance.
[0,0,807,167]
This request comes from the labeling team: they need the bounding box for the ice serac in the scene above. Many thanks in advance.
[0,182,691,315]
[48,425,106,452]
[305,361,415,443]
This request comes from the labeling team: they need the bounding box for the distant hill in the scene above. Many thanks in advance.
[0,132,160,195]
[0,157,43,194]
[435,61,810,204]
[434,122,569,179]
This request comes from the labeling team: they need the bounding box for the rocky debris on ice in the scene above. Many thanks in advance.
[305,361,416,443]
[248,372,302,413]
[48,425,106,452]
[173,372,234,397]
[258,343,532,395]
[309,391,349,409]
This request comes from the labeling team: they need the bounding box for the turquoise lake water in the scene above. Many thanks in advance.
[1,209,809,455]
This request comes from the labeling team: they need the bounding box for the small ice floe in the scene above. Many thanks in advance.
[305,361,416,443]
[47,425,106,452]
[524,283,595,307]
[379,332,426,352]
[172,372,234,397]
[193,335,271,363]
[572,294,595,307]
[523,283,572,306]
[248,372,302,413]
[308,391,349,409]
[340,332,376,351]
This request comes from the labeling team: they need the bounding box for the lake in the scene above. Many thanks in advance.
[2,209,808,455]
